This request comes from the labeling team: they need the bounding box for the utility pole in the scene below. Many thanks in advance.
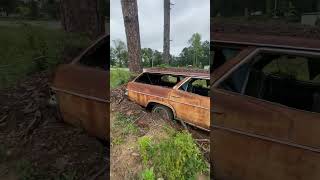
[163,0,171,65]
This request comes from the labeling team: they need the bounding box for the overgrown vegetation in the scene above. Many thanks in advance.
[138,129,208,180]
[110,68,134,89]
[0,24,90,89]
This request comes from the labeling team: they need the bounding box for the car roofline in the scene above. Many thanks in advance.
[143,69,210,78]
[212,39,320,52]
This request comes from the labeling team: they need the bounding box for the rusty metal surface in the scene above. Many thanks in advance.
[56,91,109,139]
[127,73,210,130]
[211,47,255,84]
[211,40,320,179]
[212,32,320,52]
[52,64,109,100]
[52,64,109,140]
[144,67,210,78]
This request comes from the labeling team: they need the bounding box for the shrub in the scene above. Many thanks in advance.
[110,69,133,88]
[138,130,208,180]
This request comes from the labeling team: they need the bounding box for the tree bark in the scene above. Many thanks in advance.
[60,0,105,39]
[121,0,142,73]
[163,0,170,64]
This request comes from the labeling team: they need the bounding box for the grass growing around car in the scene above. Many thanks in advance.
[138,128,209,180]
[111,113,140,146]
[110,111,209,179]
[0,23,90,89]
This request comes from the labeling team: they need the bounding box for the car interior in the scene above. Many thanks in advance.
[135,73,185,88]
[78,36,109,71]
[180,78,210,97]
[219,52,320,113]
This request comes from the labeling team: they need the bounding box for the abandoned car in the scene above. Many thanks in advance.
[211,33,320,180]
[127,68,210,130]
[50,34,109,140]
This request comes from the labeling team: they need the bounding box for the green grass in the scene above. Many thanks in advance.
[110,68,134,88]
[140,167,155,180]
[138,129,208,180]
[0,23,90,89]
[112,113,139,146]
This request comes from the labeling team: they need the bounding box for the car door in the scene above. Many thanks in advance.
[169,77,210,130]
[51,35,109,140]
[211,48,320,180]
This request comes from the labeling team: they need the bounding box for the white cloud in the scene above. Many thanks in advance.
[110,0,210,56]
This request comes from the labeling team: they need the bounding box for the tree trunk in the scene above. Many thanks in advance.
[121,0,142,73]
[163,0,170,65]
[60,0,105,39]
[266,0,272,15]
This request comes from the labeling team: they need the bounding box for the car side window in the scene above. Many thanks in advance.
[218,50,320,113]
[78,37,109,71]
[179,78,210,97]
[135,73,184,88]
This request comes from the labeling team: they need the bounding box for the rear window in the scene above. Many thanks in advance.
[135,73,185,88]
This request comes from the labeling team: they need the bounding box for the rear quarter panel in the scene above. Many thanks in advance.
[127,82,172,108]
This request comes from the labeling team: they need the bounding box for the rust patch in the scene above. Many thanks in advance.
[211,35,320,180]
[127,71,210,130]
[52,64,109,140]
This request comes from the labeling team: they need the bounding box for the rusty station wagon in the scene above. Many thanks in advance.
[211,33,320,180]
[50,34,109,140]
[127,68,210,130]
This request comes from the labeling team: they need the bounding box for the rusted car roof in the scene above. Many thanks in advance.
[212,32,320,52]
[144,67,210,78]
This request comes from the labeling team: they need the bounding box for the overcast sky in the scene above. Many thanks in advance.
[110,0,210,56]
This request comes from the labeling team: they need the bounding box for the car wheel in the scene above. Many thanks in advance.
[152,105,174,121]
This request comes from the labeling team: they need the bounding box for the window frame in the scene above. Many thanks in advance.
[213,47,320,114]
[178,77,210,97]
[133,72,186,89]
[72,35,108,71]
[211,44,244,71]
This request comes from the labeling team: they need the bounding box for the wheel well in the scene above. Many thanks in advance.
[146,102,175,117]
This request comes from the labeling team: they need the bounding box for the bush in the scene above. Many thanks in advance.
[110,69,133,88]
[138,130,208,180]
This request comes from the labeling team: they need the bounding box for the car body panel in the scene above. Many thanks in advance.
[51,35,109,140]
[211,33,320,180]
[127,69,210,130]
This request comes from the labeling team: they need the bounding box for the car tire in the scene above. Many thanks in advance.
[152,104,174,121]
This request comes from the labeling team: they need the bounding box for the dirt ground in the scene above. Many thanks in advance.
[0,72,109,180]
